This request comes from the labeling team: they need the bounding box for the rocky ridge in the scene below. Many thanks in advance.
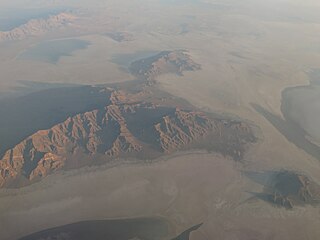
[0,50,256,188]
[129,50,201,83]
[0,88,255,187]
[0,13,76,41]
[247,171,320,209]
[267,171,320,209]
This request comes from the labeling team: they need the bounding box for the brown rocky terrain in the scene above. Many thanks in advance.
[129,50,201,83]
[0,86,256,188]
[247,171,320,209]
[268,171,320,208]
[0,13,76,41]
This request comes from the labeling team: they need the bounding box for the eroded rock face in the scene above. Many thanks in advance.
[246,171,320,209]
[154,109,212,153]
[129,50,201,83]
[267,171,320,208]
[0,88,255,188]
[0,13,75,41]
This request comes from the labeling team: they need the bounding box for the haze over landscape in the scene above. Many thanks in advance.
[1,0,320,240]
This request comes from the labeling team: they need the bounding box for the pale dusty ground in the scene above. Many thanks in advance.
[0,152,320,240]
[1,0,320,239]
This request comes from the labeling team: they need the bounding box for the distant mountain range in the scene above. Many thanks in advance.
[0,12,75,41]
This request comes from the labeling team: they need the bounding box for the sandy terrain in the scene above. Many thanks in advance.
[1,0,320,239]
[0,151,320,240]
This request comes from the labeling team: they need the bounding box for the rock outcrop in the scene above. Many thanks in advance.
[0,88,255,188]
[106,32,134,42]
[0,13,75,41]
[129,50,201,83]
[267,171,320,208]
[248,171,320,209]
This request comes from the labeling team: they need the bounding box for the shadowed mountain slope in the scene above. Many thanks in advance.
[129,50,201,83]
[246,170,320,209]
[0,86,256,188]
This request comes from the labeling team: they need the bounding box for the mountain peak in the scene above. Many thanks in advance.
[0,87,256,188]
